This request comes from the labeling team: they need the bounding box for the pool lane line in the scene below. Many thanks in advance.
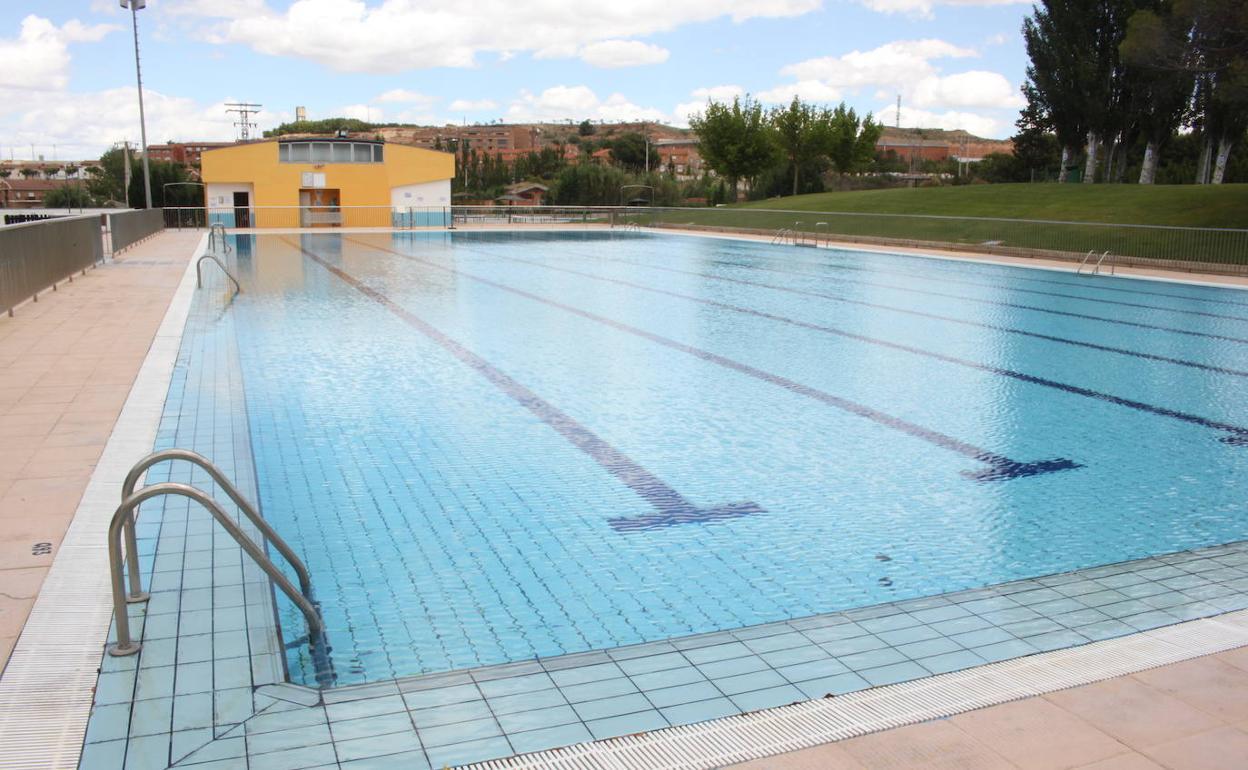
[338,235,1081,486]
[483,251,1248,448]
[736,239,1248,310]
[285,238,764,533]
[713,242,1248,323]
[699,257,1248,346]
[546,246,1248,380]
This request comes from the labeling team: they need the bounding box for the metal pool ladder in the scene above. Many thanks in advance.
[107,449,327,662]
[196,255,241,296]
[1077,250,1116,275]
[208,222,232,254]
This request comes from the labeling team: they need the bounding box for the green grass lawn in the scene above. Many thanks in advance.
[643,184,1248,264]
[733,183,1248,228]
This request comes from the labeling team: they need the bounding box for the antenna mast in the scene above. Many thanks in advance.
[226,102,263,140]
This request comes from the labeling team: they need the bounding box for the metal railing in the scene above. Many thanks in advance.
[196,255,241,296]
[108,208,164,254]
[1077,250,1116,275]
[0,214,104,317]
[155,204,1248,274]
[108,449,325,664]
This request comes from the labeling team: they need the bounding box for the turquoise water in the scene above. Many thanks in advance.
[212,231,1247,685]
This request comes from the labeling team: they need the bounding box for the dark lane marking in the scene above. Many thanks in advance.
[804,246,1248,309]
[341,235,1081,486]
[546,245,1248,379]
[286,238,763,533]
[713,241,1248,323]
[488,251,1248,447]
[702,257,1248,346]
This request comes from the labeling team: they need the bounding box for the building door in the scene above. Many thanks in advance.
[299,188,342,227]
[233,191,251,227]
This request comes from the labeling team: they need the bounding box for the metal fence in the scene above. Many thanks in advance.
[0,214,105,316]
[109,208,165,254]
[157,204,1248,275]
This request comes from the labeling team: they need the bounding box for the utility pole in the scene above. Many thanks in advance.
[121,1,153,208]
[226,103,263,141]
[895,94,901,129]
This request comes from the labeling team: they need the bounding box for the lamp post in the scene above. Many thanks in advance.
[121,0,153,209]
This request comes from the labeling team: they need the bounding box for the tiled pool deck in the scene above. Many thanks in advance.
[79,515,1248,770]
[3,228,1246,769]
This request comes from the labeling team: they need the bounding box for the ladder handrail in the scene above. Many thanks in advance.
[197,255,242,295]
[107,482,324,658]
[1076,249,1096,274]
[1094,250,1116,275]
[208,222,232,253]
[120,449,312,597]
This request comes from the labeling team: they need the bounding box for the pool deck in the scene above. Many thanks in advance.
[0,230,203,668]
[1,226,1246,770]
[732,646,1248,769]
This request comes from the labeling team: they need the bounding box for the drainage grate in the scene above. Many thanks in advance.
[464,610,1248,770]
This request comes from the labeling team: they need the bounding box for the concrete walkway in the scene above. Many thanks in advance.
[732,646,1248,769]
[0,229,202,669]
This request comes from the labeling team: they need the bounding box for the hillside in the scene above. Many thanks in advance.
[737,184,1248,229]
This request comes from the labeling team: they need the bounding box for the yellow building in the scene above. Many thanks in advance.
[200,138,455,228]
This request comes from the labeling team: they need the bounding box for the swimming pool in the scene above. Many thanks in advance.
[201,230,1247,686]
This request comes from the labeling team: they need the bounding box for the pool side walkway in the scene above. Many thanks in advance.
[732,645,1248,769]
[0,230,204,668]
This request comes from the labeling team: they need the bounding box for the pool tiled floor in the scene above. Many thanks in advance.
[79,517,1248,769]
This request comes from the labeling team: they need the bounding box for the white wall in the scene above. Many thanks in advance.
[390,179,450,211]
[205,183,254,209]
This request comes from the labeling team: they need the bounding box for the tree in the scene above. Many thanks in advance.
[1022,2,1096,181]
[827,104,883,174]
[690,95,778,200]
[44,183,94,209]
[578,119,596,136]
[86,147,130,203]
[770,97,833,196]
[609,132,649,171]
[1121,0,1248,183]
[19,167,38,179]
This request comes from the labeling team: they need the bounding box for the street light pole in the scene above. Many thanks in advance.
[122,1,153,209]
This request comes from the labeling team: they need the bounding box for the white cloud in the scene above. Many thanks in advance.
[911,70,1023,110]
[169,0,821,72]
[856,0,1027,19]
[0,86,256,158]
[340,103,383,121]
[448,98,499,112]
[756,80,843,105]
[0,15,119,90]
[761,39,1021,135]
[673,85,744,126]
[375,88,433,105]
[883,104,1003,136]
[780,39,975,89]
[507,86,667,123]
[578,40,670,68]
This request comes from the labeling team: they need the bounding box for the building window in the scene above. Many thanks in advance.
[278,141,384,164]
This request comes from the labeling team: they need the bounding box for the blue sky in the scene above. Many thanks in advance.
[1,0,1035,160]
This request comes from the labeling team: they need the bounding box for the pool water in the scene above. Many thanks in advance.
[207,231,1247,685]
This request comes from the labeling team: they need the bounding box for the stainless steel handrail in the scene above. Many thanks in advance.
[196,255,241,295]
[815,221,829,246]
[119,449,312,597]
[1094,250,1117,275]
[208,221,231,253]
[1076,250,1097,274]
[771,227,791,245]
[108,451,322,657]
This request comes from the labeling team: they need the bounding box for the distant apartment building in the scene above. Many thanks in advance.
[378,125,540,156]
[146,141,238,167]
[655,138,703,178]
